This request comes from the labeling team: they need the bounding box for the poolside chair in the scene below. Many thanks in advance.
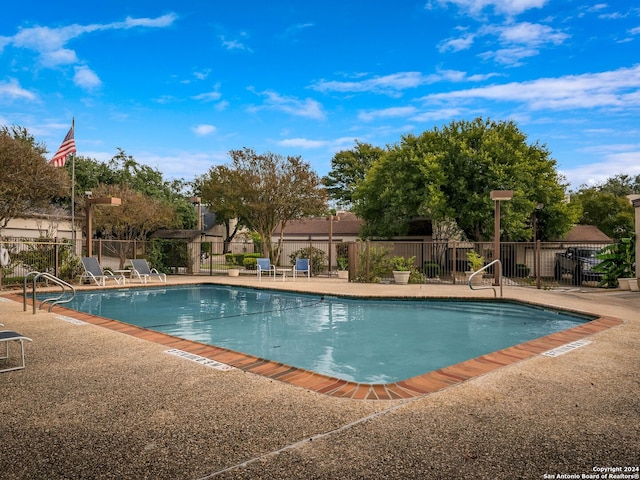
[80,257,125,286]
[293,258,311,280]
[129,259,167,284]
[0,330,33,373]
[256,258,275,280]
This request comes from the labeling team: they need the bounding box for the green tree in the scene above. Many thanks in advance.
[88,184,179,267]
[322,141,384,208]
[196,167,242,253]
[199,148,327,263]
[596,173,640,196]
[573,188,634,239]
[354,118,577,242]
[0,126,70,230]
[69,150,196,229]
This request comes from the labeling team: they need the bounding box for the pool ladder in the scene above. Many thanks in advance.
[468,259,503,297]
[23,271,77,314]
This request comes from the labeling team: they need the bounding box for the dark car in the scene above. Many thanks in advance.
[554,247,604,285]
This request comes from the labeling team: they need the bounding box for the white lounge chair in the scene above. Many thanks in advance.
[129,259,167,283]
[0,330,33,373]
[293,258,311,280]
[80,257,125,286]
[257,258,275,280]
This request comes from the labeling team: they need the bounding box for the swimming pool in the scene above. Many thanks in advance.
[64,285,592,383]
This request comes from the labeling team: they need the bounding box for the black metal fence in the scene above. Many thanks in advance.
[0,236,612,289]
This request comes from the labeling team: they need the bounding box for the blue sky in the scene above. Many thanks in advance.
[1,1,639,191]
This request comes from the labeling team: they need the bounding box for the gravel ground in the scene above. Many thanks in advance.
[1,278,638,479]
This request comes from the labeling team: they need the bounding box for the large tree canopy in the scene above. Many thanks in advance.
[199,148,327,262]
[322,141,384,209]
[0,126,70,230]
[89,184,179,266]
[353,118,578,242]
[70,149,196,229]
[573,188,635,239]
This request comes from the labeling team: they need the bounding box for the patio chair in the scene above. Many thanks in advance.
[293,258,311,280]
[80,257,125,286]
[0,330,33,373]
[257,258,276,280]
[129,259,167,284]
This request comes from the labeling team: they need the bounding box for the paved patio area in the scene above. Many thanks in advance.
[1,276,639,479]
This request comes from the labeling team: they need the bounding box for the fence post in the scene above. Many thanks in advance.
[209,241,213,275]
[365,240,371,282]
[347,241,358,282]
[54,237,59,277]
[536,240,541,289]
[452,241,457,285]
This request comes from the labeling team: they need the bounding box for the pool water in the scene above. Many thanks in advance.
[65,285,591,383]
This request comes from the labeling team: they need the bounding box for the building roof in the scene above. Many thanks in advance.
[560,225,612,242]
[151,229,202,240]
[274,212,363,237]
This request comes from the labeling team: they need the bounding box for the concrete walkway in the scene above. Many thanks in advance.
[1,277,638,479]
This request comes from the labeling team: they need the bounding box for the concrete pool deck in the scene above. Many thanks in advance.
[1,276,639,479]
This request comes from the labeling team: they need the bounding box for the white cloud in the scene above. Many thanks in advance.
[561,149,640,189]
[311,72,430,97]
[135,150,227,180]
[439,0,548,16]
[193,124,216,136]
[420,65,640,111]
[4,14,177,69]
[248,89,326,120]
[312,70,493,97]
[438,33,476,52]
[192,84,222,102]
[118,14,177,29]
[219,34,253,52]
[73,66,101,90]
[358,106,418,122]
[281,23,315,39]
[0,78,37,101]
[278,138,327,148]
[276,136,357,151]
[193,69,211,81]
[480,46,540,65]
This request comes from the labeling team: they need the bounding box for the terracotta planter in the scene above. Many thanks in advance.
[392,271,410,285]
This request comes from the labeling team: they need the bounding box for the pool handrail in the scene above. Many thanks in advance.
[23,271,76,313]
[468,259,503,297]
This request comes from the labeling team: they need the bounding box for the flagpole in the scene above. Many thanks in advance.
[71,118,76,251]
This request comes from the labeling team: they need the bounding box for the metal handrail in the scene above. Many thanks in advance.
[23,271,76,313]
[468,259,503,297]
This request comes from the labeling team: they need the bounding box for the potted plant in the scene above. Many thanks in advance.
[336,256,349,280]
[593,236,636,289]
[391,256,414,285]
[466,250,484,286]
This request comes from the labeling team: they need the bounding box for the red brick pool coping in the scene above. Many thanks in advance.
[11,293,623,400]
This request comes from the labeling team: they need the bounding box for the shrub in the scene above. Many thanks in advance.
[289,247,326,275]
[515,263,530,277]
[423,262,441,278]
[243,257,257,270]
[355,244,392,283]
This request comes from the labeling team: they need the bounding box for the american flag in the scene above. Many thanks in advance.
[50,125,76,167]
